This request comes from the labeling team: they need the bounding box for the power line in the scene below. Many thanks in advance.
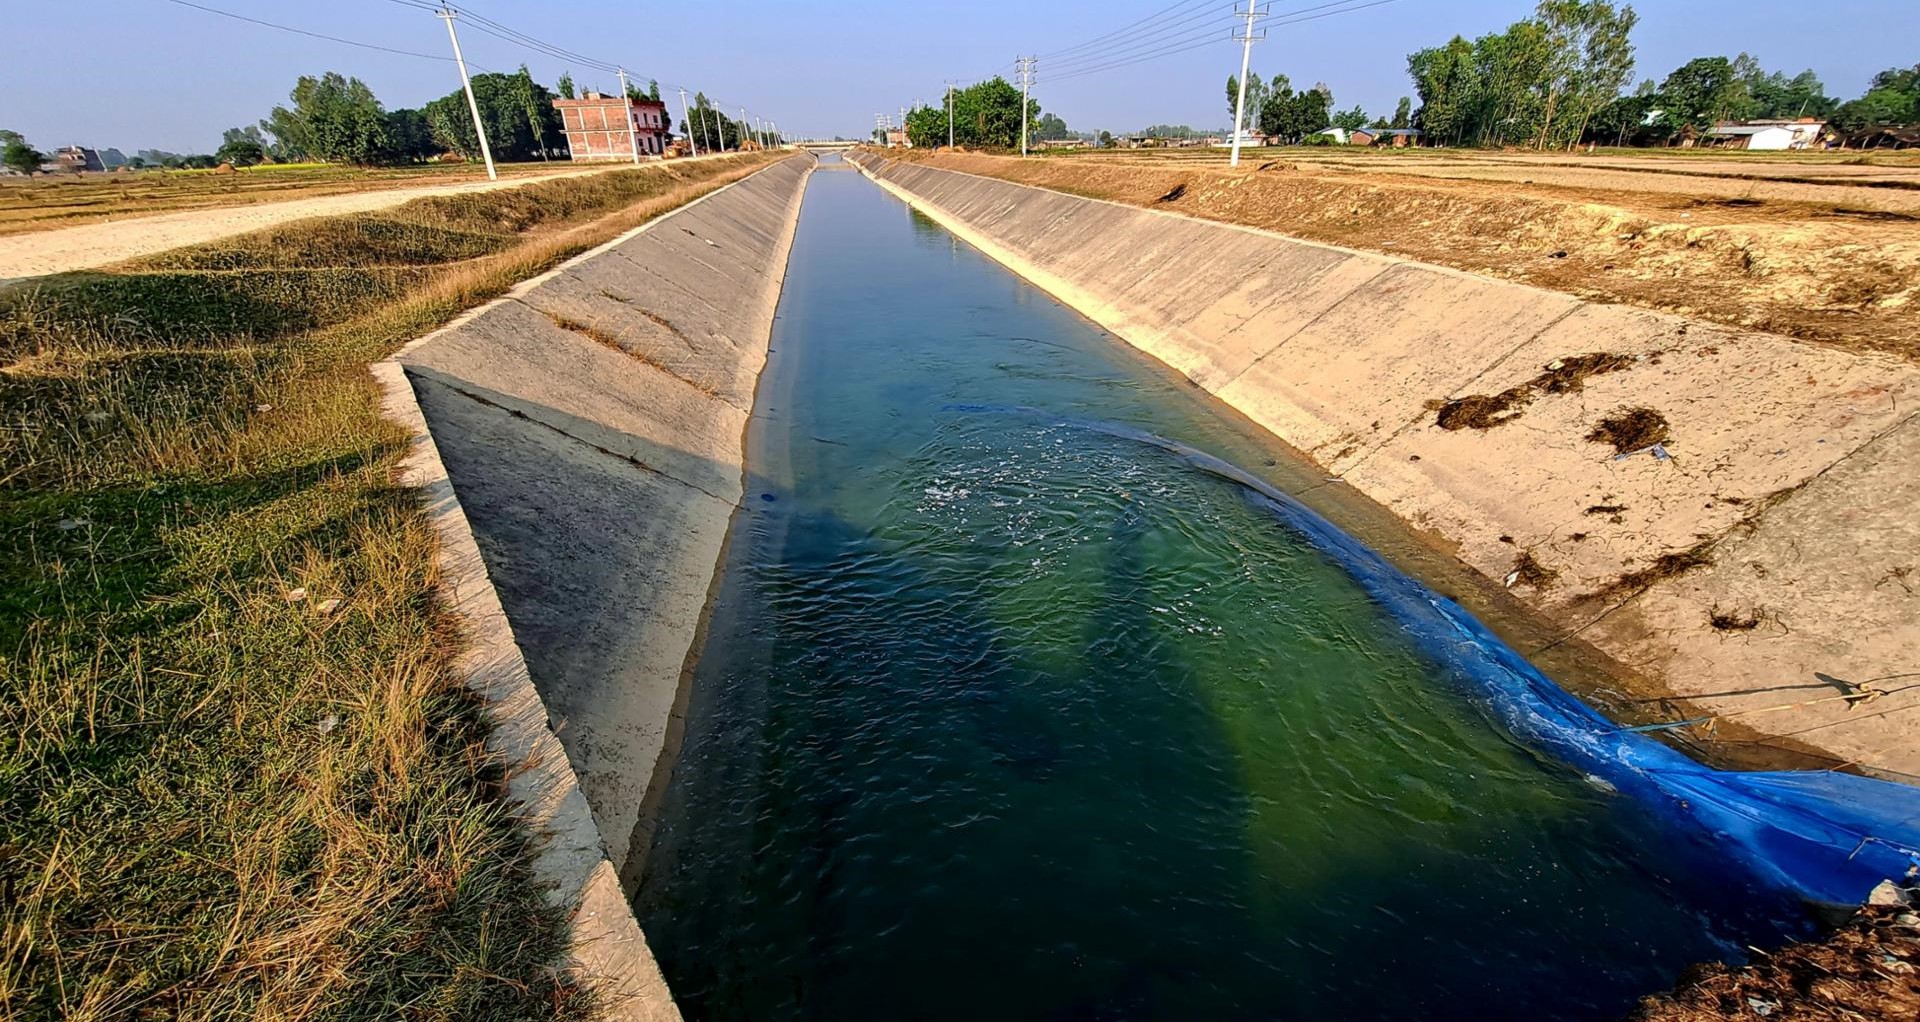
[158,0,454,62]
[1038,0,1220,62]
[1035,0,1408,86]
[1042,12,1241,76]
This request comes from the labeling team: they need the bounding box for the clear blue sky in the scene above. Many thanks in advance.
[3,0,1915,152]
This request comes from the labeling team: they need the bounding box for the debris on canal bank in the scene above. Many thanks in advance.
[1631,889,1920,1022]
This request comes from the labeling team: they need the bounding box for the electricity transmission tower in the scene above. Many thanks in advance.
[1229,2,1269,168]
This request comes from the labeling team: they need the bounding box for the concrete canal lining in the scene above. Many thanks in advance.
[852,152,1920,779]
[378,153,813,1019]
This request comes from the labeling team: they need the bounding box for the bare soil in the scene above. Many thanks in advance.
[901,149,1920,362]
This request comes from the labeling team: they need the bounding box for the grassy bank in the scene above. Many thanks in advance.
[0,152,778,1020]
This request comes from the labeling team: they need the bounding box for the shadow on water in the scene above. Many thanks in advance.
[633,163,1824,1022]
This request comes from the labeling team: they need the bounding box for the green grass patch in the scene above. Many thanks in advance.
[0,152,778,1019]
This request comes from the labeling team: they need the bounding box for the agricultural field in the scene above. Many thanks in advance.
[0,160,595,238]
[918,144,1920,360]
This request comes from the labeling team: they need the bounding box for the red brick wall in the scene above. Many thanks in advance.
[552,97,670,161]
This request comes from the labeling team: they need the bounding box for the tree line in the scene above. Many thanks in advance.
[1407,0,1919,148]
[1225,74,1414,143]
[7,66,782,174]
[900,78,1043,149]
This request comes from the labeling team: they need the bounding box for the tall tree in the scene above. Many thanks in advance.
[1391,96,1413,129]
[264,73,394,165]
[556,72,576,99]
[425,71,563,162]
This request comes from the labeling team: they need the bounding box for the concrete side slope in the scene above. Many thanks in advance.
[378,154,810,1019]
[854,153,1920,780]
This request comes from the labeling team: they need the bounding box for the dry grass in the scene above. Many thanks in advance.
[0,152,779,1020]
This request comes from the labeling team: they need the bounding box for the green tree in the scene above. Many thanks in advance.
[1098,129,1114,147]
[1391,96,1412,129]
[557,72,576,99]
[1033,112,1072,141]
[424,71,563,162]
[2,130,45,175]
[385,108,437,162]
[1657,57,1743,136]
[265,72,395,165]
[1531,0,1638,148]
[1330,105,1371,131]
[1227,72,1279,132]
[1258,80,1333,142]
[511,65,553,160]
[1407,36,1477,145]
[914,76,1036,149]
[215,127,266,167]
[1832,64,1919,131]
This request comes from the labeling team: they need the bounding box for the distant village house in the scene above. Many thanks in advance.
[552,91,670,161]
[1703,118,1828,151]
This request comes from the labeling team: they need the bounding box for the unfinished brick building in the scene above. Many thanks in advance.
[552,91,671,161]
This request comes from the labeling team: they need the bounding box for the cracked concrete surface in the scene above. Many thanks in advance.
[856,153,1920,780]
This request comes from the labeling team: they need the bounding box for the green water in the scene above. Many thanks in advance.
[633,161,1797,1021]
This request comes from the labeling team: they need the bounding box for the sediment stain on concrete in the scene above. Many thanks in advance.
[853,152,1920,780]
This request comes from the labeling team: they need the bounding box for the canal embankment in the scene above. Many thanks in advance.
[380,153,813,1019]
[850,151,1920,780]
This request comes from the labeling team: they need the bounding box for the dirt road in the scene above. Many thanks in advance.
[0,164,617,282]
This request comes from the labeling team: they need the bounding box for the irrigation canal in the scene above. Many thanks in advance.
[630,157,1809,1021]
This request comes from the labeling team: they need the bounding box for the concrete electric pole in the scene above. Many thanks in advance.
[1229,2,1268,168]
[739,107,751,150]
[945,80,958,149]
[437,5,496,180]
[1016,57,1036,157]
[615,67,642,164]
[678,87,698,157]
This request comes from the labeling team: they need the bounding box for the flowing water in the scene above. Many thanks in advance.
[634,160,1804,1021]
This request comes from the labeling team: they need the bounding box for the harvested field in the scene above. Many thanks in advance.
[0,160,596,238]
[899,148,1920,361]
[0,152,778,1020]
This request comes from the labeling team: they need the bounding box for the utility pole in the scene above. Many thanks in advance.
[615,68,642,165]
[945,80,957,149]
[437,4,496,180]
[1016,57,1036,157]
[678,87,698,157]
[1229,2,1268,168]
[702,100,718,154]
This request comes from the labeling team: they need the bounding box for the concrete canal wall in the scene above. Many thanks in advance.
[377,153,813,1019]
[852,153,1920,780]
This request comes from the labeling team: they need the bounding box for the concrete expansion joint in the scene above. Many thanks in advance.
[415,373,739,507]
[1214,262,1396,399]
